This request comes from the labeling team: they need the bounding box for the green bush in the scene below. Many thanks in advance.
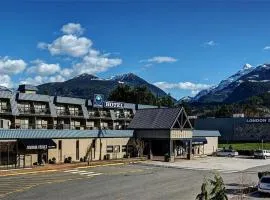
[64,157,72,163]
[164,153,170,162]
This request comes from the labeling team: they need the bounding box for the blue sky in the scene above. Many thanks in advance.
[1,1,270,99]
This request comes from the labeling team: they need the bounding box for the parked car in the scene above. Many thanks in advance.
[216,149,238,157]
[254,150,270,159]
[258,176,270,194]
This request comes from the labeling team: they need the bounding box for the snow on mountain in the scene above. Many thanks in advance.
[192,63,255,101]
[178,96,193,103]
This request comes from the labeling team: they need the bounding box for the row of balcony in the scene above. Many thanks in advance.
[12,123,129,130]
[0,107,133,120]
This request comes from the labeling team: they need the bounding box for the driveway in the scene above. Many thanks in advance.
[144,156,270,172]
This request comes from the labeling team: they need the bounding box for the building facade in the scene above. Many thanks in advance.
[0,85,220,167]
[194,117,270,142]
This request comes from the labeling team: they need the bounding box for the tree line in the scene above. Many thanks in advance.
[108,85,175,107]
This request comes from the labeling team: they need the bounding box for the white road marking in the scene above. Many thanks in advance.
[64,169,103,177]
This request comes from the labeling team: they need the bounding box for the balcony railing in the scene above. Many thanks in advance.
[18,107,50,115]
[57,110,84,117]
[11,123,128,130]
[114,113,133,119]
[0,106,12,114]
[88,111,111,119]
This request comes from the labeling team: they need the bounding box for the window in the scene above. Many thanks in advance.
[86,121,94,129]
[76,140,79,160]
[71,120,80,130]
[36,119,48,129]
[20,119,29,129]
[69,106,79,116]
[34,103,47,114]
[122,145,127,152]
[124,110,130,118]
[0,101,9,113]
[89,110,95,116]
[56,105,66,115]
[106,145,113,153]
[114,145,120,153]
[18,103,31,113]
[115,110,120,118]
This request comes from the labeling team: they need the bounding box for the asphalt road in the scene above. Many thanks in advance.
[0,164,270,200]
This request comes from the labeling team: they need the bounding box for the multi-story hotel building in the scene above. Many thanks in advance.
[0,85,219,167]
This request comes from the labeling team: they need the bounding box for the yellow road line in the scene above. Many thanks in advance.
[0,169,58,177]
[0,176,89,198]
[0,161,143,178]
[77,162,125,169]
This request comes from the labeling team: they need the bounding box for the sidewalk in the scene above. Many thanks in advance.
[0,158,145,177]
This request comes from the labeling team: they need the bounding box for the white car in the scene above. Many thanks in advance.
[216,149,238,157]
[258,176,270,194]
[254,150,270,159]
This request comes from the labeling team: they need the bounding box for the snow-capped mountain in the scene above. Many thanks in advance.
[193,63,270,103]
[178,96,193,103]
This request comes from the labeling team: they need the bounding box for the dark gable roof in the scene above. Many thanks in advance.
[128,107,182,129]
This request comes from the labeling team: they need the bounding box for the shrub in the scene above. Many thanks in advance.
[164,153,170,162]
[64,156,72,163]
[80,157,84,162]
[123,153,130,159]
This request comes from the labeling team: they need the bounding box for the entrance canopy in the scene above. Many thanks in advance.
[19,139,56,150]
[192,137,207,145]
[129,107,193,139]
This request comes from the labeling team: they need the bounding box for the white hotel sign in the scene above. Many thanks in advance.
[104,101,124,109]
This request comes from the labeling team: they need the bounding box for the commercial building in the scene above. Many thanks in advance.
[129,108,220,161]
[194,117,270,142]
[0,85,220,167]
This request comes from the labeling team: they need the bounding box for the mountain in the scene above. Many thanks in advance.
[37,73,168,100]
[0,86,13,92]
[193,63,270,103]
[178,96,193,103]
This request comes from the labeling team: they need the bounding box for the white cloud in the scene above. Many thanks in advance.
[61,23,84,36]
[191,90,200,96]
[154,81,212,91]
[34,23,123,79]
[60,68,74,77]
[0,57,26,74]
[141,56,177,64]
[40,35,92,57]
[37,42,48,50]
[73,51,122,75]
[263,46,270,50]
[20,74,66,86]
[0,74,12,88]
[204,40,218,47]
[27,60,61,76]
[48,75,66,82]
[20,76,45,86]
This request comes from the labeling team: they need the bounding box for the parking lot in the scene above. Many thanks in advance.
[0,158,269,200]
[144,156,270,173]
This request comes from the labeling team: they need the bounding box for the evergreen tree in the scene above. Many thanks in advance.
[209,174,228,200]
[196,181,209,200]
